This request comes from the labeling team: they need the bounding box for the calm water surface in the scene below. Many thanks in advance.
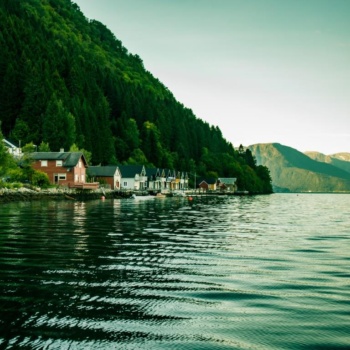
[0,194,349,349]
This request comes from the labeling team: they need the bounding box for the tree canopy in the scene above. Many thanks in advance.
[0,0,272,193]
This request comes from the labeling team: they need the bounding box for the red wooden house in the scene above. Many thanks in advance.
[31,151,97,188]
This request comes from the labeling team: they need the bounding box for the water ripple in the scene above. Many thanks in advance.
[1,195,350,349]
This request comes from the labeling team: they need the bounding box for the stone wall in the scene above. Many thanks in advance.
[0,187,132,203]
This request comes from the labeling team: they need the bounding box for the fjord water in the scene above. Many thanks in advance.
[0,194,349,350]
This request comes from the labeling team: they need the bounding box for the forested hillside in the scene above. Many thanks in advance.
[0,0,272,193]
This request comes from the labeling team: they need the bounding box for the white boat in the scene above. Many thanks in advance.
[131,194,155,200]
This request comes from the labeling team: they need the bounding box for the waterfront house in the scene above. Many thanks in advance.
[147,168,188,192]
[165,169,177,191]
[198,178,217,191]
[3,139,22,157]
[30,151,94,188]
[218,178,237,192]
[146,168,162,191]
[119,165,147,190]
[159,168,167,190]
[87,165,121,190]
[180,171,189,190]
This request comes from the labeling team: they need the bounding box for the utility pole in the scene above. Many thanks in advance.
[194,172,196,193]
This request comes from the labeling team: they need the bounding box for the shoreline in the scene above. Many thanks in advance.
[0,187,256,204]
[0,187,132,204]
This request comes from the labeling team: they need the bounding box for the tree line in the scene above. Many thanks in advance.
[0,0,272,193]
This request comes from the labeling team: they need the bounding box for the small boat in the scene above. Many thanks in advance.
[130,194,154,200]
[155,193,166,198]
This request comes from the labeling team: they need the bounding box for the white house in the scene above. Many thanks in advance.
[119,165,147,190]
[3,139,22,157]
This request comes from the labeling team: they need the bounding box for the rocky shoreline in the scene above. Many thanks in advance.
[0,187,133,204]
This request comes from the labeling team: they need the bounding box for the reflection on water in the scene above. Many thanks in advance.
[0,194,350,349]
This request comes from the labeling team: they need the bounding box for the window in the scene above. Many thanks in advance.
[41,160,47,167]
[123,181,128,187]
[54,173,66,183]
[79,161,82,168]
[56,160,63,167]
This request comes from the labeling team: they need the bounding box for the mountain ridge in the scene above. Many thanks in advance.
[249,143,350,193]
[305,151,350,174]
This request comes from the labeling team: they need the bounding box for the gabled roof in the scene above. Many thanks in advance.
[88,166,119,177]
[30,152,87,167]
[146,167,160,180]
[118,165,146,178]
[198,177,217,185]
[146,167,158,176]
[3,139,19,149]
[218,178,237,185]
[164,169,175,179]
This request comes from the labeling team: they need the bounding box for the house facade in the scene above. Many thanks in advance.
[147,168,162,191]
[198,178,217,191]
[31,151,88,186]
[119,165,147,190]
[95,166,190,192]
[87,166,121,190]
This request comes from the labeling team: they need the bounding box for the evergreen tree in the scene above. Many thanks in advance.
[38,141,50,152]
[42,94,75,151]
[10,119,31,145]
[0,0,273,193]
[0,63,22,135]
[69,143,92,165]
[0,126,12,177]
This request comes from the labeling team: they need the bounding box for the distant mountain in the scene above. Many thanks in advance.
[305,152,350,173]
[331,153,350,162]
[249,143,350,192]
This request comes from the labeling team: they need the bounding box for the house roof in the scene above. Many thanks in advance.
[3,139,20,149]
[163,169,175,179]
[198,177,217,185]
[88,166,119,177]
[118,165,145,178]
[30,152,87,167]
[146,167,160,180]
[218,178,237,185]
[146,168,158,176]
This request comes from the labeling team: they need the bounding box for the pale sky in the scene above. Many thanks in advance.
[74,0,350,155]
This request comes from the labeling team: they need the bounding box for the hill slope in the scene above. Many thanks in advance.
[305,152,350,174]
[249,143,350,192]
[0,0,272,193]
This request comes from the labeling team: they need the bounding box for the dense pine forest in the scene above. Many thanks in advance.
[0,0,272,193]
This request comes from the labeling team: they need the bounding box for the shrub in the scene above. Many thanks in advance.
[31,170,50,188]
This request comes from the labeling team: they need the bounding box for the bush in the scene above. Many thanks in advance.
[0,180,22,189]
[5,167,50,188]
[7,168,25,183]
[31,170,50,188]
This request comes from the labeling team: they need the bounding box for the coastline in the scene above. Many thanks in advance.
[0,187,256,204]
[0,187,132,204]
